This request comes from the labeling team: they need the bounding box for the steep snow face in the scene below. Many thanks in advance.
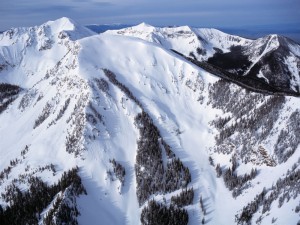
[194,28,251,51]
[0,18,90,182]
[0,18,300,225]
[76,33,220,224]
[245,35,280,62]
[240,35,300,93]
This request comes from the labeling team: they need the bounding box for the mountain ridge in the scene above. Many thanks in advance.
[0,17,299,225]
[107,23,300,95]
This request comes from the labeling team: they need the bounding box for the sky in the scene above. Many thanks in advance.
[1,0,300,41]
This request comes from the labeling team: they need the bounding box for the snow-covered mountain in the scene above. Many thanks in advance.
[0,18,299,225]
[85,24,131,34]
[107,23,300,95]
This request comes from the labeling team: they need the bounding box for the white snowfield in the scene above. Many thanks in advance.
[105,22,251,61]
[107,23,300,93]
[0,17,299,225]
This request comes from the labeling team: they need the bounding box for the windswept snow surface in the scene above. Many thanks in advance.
[77,33,220,224]
[0,18,299,225]
[105,23,252,61]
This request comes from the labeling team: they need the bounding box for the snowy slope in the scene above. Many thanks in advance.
[107,24,300,94]
[0,18,299,225]
[105,23,251,61]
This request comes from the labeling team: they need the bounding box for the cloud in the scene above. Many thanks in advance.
[0,0,112,14]
[0,0,114,29]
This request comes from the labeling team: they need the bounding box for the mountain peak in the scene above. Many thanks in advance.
[137,22,153,27]
[43,17,95,41]
[45,17,77,32]
[133,22,156,32]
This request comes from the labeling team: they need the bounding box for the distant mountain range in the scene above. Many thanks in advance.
[87,24,300,44]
